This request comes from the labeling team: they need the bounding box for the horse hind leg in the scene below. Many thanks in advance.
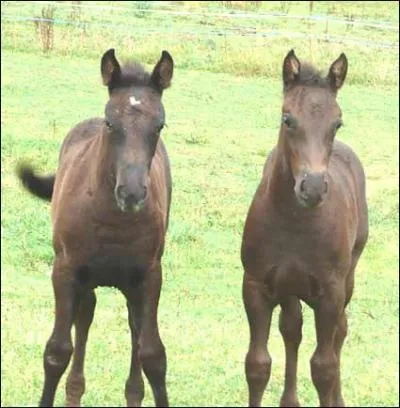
[243,275,275,407]
[65,290,96,407]
[279,296,303,407]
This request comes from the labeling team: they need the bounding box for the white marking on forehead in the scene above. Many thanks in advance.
[129,96,141,106]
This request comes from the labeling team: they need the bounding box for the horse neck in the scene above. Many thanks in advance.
[268,133,297,207]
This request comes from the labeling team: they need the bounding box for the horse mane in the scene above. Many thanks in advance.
[119,61,152,88]
[296,62,329,88]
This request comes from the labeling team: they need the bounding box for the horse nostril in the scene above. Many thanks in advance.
[116,185,125,199]
[300,179,306,193]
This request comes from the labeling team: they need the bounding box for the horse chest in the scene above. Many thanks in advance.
[93,221,162,259]
[54,200,164,267]
[54,217,163,289]
[271,219,350,267]
[244,212,352,277]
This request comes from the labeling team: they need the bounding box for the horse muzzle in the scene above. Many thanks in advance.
[115,184,148,213]
[294,170,328,209]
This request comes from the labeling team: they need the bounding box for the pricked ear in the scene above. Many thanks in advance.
[283,49,301,89]
[101,48,121,91]
[327,53,348,92]
[151,50,174,94]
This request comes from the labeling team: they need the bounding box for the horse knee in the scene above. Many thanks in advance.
[310,351,338,389]
[245,349,272,385]
[44,337,73,375]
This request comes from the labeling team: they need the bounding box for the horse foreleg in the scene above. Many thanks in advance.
[40,262,80,407]
[243,274,275,407]
[124,262,168,407]
[330,311,348,407]
[124,294,145,407]
[311,293,345,407]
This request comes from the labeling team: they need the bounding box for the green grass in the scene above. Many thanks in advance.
[1,3,399,407]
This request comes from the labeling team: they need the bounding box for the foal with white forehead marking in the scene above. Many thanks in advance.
[18,48,174,407]
[241,50,368,407]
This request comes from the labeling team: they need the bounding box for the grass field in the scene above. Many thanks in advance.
[1,1,399,86]
[1,1,399,407]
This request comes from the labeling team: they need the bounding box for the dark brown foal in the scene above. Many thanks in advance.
[17,48,174,407]
[241,50,368,407]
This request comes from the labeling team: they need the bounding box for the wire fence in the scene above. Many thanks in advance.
[1,1,399,50]
[2,15,399,50]
[7,0,399,30]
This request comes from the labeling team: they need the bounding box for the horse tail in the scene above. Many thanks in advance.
[16,164,55,201]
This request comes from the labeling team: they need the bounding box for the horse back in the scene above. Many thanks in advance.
[58,118,103,162]
[329,139,368,250]
[154,138,172,230]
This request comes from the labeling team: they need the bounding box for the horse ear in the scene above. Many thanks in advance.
[327,53,348,92]
[101,49,121,91]
[151,50,174,94]
[283,49,301,88]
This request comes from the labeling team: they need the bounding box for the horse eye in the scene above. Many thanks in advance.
[335,120,343,131]
[281,114,296,129]
[158,123,165,132]
[105,120,113,130]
